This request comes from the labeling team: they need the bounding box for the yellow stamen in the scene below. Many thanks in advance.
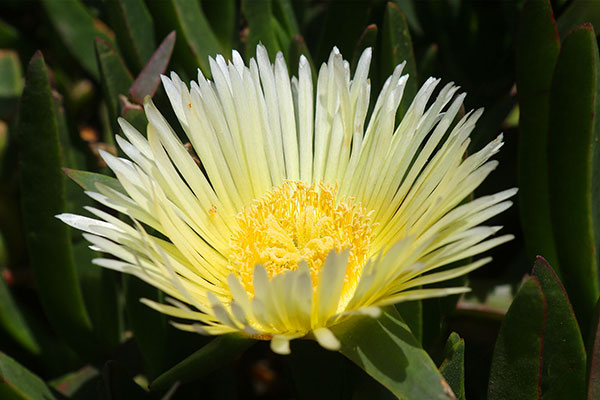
[228,181,375,296]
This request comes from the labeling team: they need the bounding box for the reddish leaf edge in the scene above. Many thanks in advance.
[129,31,176,104]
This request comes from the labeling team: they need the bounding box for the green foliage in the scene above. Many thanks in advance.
[1,0,599,398]
[548,24,600,335]
[0,352,56,400]
[488,277,545,399]
[17,52,97,359]
[103,0,156,73]
[439,333,465,400]
[588,299,600,399]
[517,0,560,270]
[332,307,454,399]
[128,31,176,104]
[489,258,587,399]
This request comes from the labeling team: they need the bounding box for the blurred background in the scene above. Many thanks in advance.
[0,0,599,399]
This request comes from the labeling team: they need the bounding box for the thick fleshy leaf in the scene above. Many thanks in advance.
[273,0,300,37]
[0,274,39,355]
[241,0,280,59]
[146,0,221,75]
[439,332,465,400]
[41,0,115,79]
[0,352,57,400]
[63,168,125,194]
[381,2,417,119]
[391,0,423,36]
[54,87,117,346]
[287,34,316,78]
[149,335,255,390]
[332,307,455,399]
[557,0,600,40]
[201,0,235,53]
[95,38,134,133]
[532,257,586,399]
[103,0,156,72]
[17,52,96,358]
[588,298,600,399]
[548,24,600,334]
[395,300,422,343]
[352,24,377,73]
[129,31,176,104]
[517,0,560,269]
[49,365,99,398]
[488,277,545,399]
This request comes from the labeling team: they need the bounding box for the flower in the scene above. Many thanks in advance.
[58,45,515,355]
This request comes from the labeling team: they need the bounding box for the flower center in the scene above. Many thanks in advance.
[228,181,375,294]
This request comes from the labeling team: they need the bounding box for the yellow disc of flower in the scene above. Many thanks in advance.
[58,45,515,355]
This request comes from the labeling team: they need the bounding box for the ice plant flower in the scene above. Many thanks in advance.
[58,45,515,354]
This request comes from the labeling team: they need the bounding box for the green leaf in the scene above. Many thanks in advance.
[352,24,377,76]
[395,300,422,343]
[103,0,156,72]
[129,31,176,105]
[332,307,455,399]
[201,0,235,54]
[588,298,600,399]
[557,0,600,40]
[488,277,545,399]
[531,257,586,399]
[0,352,57,400]
[149,335,255,391]
[99,361,148,399]
[123,276,168,380]
[439,332,465,400]
[391,0,423,36]
[17,52,97,359]
[95,38,134,134]
[63,168,125,194]
[42,0,115,80]
[273,0,300,37]
[48,365,99,398]
[241,0,280,59]
[272,16,291,58]
[548,24,600,334]
[50,87,121,352]
[517,0,561,270]
[147,0,221,76]
[287,34,316,79]
[381,2,418,120]
[0,274,40,355]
